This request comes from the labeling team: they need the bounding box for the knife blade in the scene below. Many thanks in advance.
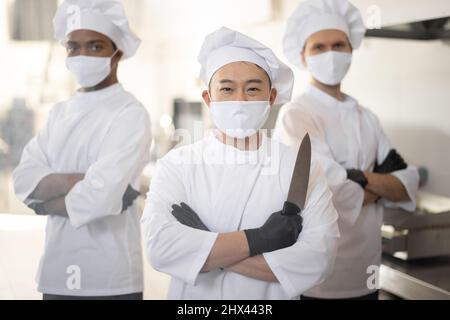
[282,133,312,216]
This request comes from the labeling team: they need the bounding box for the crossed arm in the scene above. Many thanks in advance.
[225,255,278,282]
[201,176,407,281]
[28,173,85,216]
[200,232,278,282]
[350,151,412,206]
[29,173,141,218]
[363,172,410,205]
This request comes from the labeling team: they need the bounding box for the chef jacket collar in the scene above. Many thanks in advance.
[305,83,359,111]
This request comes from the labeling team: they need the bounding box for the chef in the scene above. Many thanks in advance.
[275,0,419,300]
[12,0,152,300]
[141,27,340,300]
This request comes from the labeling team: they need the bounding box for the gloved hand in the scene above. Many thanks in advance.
[347,169,368,189]
[171,202,209,231]
[244,211,303,257]
[374,149,407,174]
[28,185,140,215]
[122,185,141,212]
[28,202,48,216]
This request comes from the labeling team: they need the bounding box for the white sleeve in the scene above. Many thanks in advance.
[372,114,419,212]
[264,159,340,299]
[274,104,364,226]
[140,153,218,285]
[65,105,152,228]
[12,109,55,205]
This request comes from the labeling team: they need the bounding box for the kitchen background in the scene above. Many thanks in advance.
[0,0,449,299]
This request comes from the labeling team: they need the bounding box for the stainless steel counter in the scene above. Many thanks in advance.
[381,254,450,300]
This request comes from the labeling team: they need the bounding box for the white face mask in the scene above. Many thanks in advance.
[306,51,352,86]
[66,50,118,88]
[210,100,270,139]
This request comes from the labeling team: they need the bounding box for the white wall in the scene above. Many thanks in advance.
[282,0,450,27]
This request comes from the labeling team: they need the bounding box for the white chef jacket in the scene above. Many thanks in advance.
[13,84,152,296]
[141,133,340,300]
[274,84,419,298]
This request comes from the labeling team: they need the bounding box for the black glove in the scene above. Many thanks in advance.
[28,202,48,216]
[28,185,140,215]
[122,185,141,212]
[374,149,407,174]
[244,211,303,257]
[347,169,368,189]
[171,202,209,231]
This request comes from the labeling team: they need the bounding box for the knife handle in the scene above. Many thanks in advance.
[282,201,301,216]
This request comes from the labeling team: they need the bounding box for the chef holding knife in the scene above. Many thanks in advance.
[141,27,340,300]
[275,0,419,300]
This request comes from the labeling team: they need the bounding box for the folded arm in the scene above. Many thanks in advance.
[368,114,419,208]
[31,196,68,217]
[141,157,219,285]
[364,172,410,202]
[170,205,252,272]
[226,255,277,282]
[29,173,84,202]
[201,232,250,272]
[171,202,303,275]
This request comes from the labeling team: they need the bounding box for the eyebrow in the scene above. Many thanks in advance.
[218,79,264,84]
[67,39,107,46]
[219,79,234,84]
[312,40,347,46]
[87,39,107,45]
[246,79,264,84]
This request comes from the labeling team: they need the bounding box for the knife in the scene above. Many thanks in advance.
[282,133,312,216]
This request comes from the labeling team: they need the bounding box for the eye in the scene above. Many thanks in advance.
[314,44,324,51]
[90,44,104,52]
[220,87,233,93]
[333,43,344,49]
[66,44,78,54]
[247,87,261,93]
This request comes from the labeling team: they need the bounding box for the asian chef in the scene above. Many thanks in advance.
[141,27,340,300]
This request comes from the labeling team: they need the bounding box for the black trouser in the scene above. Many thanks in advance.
[301,290,379,300]
[43,292,143,300]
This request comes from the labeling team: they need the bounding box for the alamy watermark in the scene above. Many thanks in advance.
[66,265,81,291]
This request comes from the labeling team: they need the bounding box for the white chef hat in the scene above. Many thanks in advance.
[53,0,141,59]
[283,0,366,67]
[198,27,294,105]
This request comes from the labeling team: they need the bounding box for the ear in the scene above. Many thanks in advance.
[112,50,124,68]
[269,88,278,106]
[301,51,307,68]
[346,36,353,53]
[202,90,211,108]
